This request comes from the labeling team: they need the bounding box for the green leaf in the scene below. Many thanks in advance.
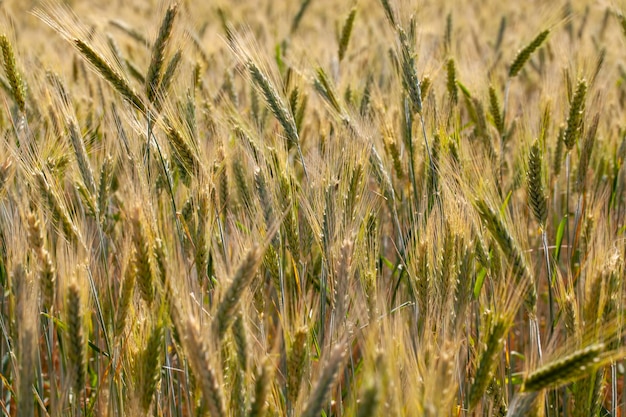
[554,215,567,261]
[473,267,487,299]
[500,190,513,215]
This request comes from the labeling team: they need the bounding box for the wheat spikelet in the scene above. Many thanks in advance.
[184,317,226,416]
[301,344,347,417]
[527,140,547,227]
[215,146,229,213]
[0,34,26,112]
[139,322,163,413]
[17,324,35,416]
[522,344,605,392]
[66,283,85,396]
[248,60,299,145]
[213,244,263,339]
[446,58,458,104]
[194,188,209,283]
[248,360,272,417]
[553,125,565,176]
[508,30,549,77]
[159,49,182,95]
[35,171,78,240]
[74,38,145,112]
[469,317,508,410]
[115,259,135,338]
[254,167,278,246]
[338,7,357,62]
[97,155,113,222]
[231,312,248,371]
[26,213,56,312]
[398,27,423,114]
[383,130,405,179]
[68,120,97,195]
[314,66,342,114]
[489,85,504,135]
[13,264,36,417]
[146,3,178,104]
[287,326,309,410]
[233,157,253,213]
[164,121,199,178]
[230,356,247,417]
[475,199,536,310]
[575,112,598,193]
[279,172,300,263]
[564,79,587,150]
[131,208,155,305]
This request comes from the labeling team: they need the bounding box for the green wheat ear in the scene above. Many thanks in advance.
[474,199,536,311]
[146,3,178,104]
[522,344,605,392]
[527,140,547,227]
[74,38,145,112]
[338,6,357,62]
[564,78,587,150]
[66,283,85,396]
[446,58,458,104]
[0,34,26,113]
[508,30,549,77]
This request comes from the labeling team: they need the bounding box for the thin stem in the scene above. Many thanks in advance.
[565,152,571,263]
[499,80,511,195]
[541,229,554,336]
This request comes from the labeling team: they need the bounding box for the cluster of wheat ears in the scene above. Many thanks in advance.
[0,0,625,415]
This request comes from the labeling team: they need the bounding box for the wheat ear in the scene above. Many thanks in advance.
[527,140,548,227]
[184,317,226,416]
[66,283,85,396]
[139,322,163,413]
[301,344,348,417]
[74,38,145,112]
[213,244,263,339]
[248,360,273,417]
[131,208,155,305]
[564,79,587,150]
[522,344,605,392]
[146,4,178,104]
[0,34,26,112]
[508,30,549,77]
[338,6,357,62]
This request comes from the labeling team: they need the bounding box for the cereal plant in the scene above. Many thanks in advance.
[0,0,625,416]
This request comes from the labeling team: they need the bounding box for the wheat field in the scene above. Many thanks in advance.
[0,0,625,416]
